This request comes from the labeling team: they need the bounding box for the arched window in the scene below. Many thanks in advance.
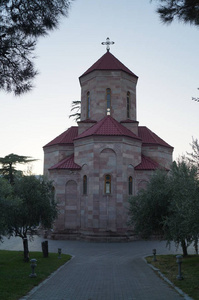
[83,175,87,195]
[127,91,130,118]
[128,176,133,195]
[87,92,90,119]
[106,88,111,115]
[105,174,111,194]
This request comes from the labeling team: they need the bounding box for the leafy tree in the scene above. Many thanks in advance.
[0,153,36,184]
[69,100,81,122]
[1,175,57,262]
[187,137,199,174]
[0,178,13,241]
[163,160,199,256]
[153,0,199,27]
[0,0,73,95]
[128,170,170,238]
[129,159,199,256]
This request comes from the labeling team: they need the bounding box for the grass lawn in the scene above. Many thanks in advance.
[0,250,71,300]
[146,255,199,300]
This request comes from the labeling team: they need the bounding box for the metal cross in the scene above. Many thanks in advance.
[101,37,115,52]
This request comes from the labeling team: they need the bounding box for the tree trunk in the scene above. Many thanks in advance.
[194,238,198,255]
[23,237,29,262]
[181,239,188,257]
[41,240,49,258]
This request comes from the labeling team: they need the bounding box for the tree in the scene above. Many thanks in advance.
[163,160,199,256]
[128,170,171,238]
[69,100,81,122]
[0,153,36,184]
[128,159,199,256]
[192,97,199,102]
[192,88,199,102]
[1,175,57,262]
[0,0,73,95]
[152,2,199,102]
[153,0,199,27]
[0,177,13,241]
[187,137,199,174]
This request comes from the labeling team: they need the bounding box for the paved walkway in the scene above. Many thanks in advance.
[1,236,194,300]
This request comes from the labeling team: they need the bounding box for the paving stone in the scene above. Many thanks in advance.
[1,236,193,300]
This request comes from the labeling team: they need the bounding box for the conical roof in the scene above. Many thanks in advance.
[79,51,138,79]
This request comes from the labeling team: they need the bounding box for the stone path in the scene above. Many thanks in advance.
[1,236,194,300]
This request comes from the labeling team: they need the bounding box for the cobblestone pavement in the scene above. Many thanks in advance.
[1,236,194,300]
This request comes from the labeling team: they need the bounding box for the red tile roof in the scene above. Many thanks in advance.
[120,119,139,124]
[43,121,172,152]
[138,126,173,149]
[78,119,97,124]
[43,127,78,148]
[75,116,141,141]
[49,154,81,170]
[80,51,138,79]
[135,155,162,170]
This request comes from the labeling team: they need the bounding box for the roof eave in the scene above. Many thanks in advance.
[79,69,138,80]
[74,133,142,141]
[142,142,174,149]
[49,166,81,171]
[43,142,74,149]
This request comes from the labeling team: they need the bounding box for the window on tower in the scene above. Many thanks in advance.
[127,91,130,118]
[87,91,90,119]
[105,174,111,194]
[106,88,111,115]
[83,175,87,195]
[128,176,133,195]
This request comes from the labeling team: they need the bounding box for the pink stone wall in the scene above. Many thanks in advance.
[79,70,138,122]
[77,121,96,135]
[134,170,155,195]
[43,56,173,240]
[48,169,81,233]
[142,145,173,169]
[45,135,172,238]
[71,135,142,233]
[120,121,139,135]
[43,145,74,175]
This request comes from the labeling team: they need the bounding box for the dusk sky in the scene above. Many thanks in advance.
[1,0,199,174]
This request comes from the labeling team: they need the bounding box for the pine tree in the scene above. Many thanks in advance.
[154,0,199,27]
[69,100,81,122]
[0,153,36,184]
[0,0,73,95]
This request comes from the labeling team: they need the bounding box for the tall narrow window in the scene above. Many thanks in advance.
[106,88,111,115]
[127,91,130,118]
[83,175,87,195]
[105,174,111,194]
[128,176,133,195]
[87,92,90,119]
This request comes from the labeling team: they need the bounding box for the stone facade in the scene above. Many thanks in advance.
[43,50,173,241]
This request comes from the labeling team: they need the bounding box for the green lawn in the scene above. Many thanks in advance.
[0,250,71,300]
[146,255,199,300]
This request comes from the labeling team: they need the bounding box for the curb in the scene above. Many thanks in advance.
[143,257,193,300]
[19,255,75,300]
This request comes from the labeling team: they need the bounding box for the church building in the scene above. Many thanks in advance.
[43,39,173,241]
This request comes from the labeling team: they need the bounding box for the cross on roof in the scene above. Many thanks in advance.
[101,37,115,52]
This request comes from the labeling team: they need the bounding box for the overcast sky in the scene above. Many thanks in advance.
[1,0,199,174]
